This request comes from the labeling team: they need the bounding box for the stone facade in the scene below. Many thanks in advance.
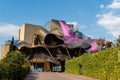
[1,23,43,59]
[1,42,10,59]
[19,23,51,72]
[19,23,43,44]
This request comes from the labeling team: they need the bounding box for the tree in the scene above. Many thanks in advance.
[0,51,29,80]
[96,38,105,51]
[117,35,120,46]
[105,41,112,48]
[9,36,14,52]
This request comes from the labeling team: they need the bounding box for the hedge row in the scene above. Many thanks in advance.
[65,47,120,80]
[0,51,29,80]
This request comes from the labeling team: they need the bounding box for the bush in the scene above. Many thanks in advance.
[0,51,29,80]
[65,47,120,80]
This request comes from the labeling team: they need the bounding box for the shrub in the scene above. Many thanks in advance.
[65,47,120,80]
[0,51,29,80]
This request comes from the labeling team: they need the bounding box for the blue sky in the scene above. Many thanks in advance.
[0,0,120,54]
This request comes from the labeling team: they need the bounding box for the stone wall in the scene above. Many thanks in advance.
[19,23,43,44]
[1,44,10,59]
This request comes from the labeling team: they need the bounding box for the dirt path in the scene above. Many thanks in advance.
[24,72,99,80]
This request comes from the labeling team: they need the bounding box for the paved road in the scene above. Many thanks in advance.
[24,72,99,80]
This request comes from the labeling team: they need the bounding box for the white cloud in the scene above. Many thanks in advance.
[96,14,101,18]
[100,5,105,9]
[97,11,120,38]
[107,0,120,9]
[0,23,19,37]
[79,24,86,29]
[97,0,120,38]
[80,25,86,29]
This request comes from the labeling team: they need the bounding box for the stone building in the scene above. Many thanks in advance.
[19,23,53,72]
[1,23,43,59]
[18,23,44,45]
[1,41,10,58]
[1,19,91,72]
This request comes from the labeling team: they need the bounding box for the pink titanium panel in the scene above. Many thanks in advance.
[59,21,79,43]
[59,21,98,51]
[59,21,75,37]
[90,41,98,52]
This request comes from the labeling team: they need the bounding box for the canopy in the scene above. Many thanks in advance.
[44,19,91,49]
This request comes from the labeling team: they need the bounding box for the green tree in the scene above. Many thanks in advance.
[117,35,120,46]
[96,38,105,50]
[0,51,29,80]
[9,36,14,52]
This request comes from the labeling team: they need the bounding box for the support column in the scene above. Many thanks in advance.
[44,61,50,72]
